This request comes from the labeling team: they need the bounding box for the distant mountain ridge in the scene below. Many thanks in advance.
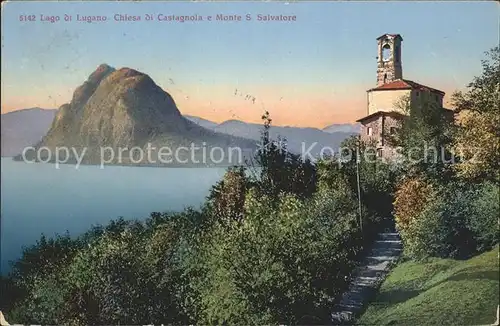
[2,109,359,161]
[185,116,358,157]
[1,108,57,157]
[184,115,218,130]
[322,123,361,134]
[17,64,256,166]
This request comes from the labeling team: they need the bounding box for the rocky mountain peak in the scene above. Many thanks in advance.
[33,64,256,166]
[86,63,116,86]
[71,64,116,108]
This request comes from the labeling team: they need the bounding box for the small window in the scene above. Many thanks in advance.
[367,127,373,136]
[416,91,420,97]
[377,148,383,157]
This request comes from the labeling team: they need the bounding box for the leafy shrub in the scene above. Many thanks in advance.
[467,182,500,252]
[451,47,500,184]
[4,212,202,325]
[9,232,82,289]
[359,162,399,229]
[399,180,499,260]
[393,176,435,234]
[4,232,83,324]
[402,185,476,259]
[5,273,68,325]
[206,166,248,225]
[318,136,400,234]
[252,111,317,200]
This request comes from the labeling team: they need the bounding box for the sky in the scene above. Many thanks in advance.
[1,1,498,128]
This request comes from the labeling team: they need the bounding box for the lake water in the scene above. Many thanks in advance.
[0,158,227,274]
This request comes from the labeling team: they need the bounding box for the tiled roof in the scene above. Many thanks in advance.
[376,34,403,41]
[356,111,406,123]
[368,79,445,95]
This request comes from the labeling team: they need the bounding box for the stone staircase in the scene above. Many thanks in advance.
[331,232,402,325]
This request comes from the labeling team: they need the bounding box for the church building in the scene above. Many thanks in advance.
[357,34,450,159]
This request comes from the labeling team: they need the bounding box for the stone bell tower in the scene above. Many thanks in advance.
[376,34,403,86]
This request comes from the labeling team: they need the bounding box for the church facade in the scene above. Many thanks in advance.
[357,34,449,159]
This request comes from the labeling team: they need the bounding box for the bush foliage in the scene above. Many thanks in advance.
[396,181,499,260]
[393,176,435,234]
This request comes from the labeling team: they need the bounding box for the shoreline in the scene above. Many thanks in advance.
[6,156,255,169]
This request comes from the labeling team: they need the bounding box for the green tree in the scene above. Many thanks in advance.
[387,94,454,181]
[401,182,478,259]
[252,111,316,200]
[317,135,398,232]
[206,166,249,226]
[451,47,500,183]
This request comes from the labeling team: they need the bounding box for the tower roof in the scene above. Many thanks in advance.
[368,79,445,95]
[376,34,403,41]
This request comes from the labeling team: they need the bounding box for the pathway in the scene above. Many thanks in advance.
[331,232,403,325]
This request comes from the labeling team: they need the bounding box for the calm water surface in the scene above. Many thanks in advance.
[0,158,226,274]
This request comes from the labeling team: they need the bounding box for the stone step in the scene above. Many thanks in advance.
[372,243,402,248]
[341,292,366,302]
[356,261,391,272]
[352,278,377,284]
[339,298,364,306]
[370,247,403,255]
[348,285,376,296]
[376,238,400,243]
[378,232,400,236]
[351,280,380,287]
[365,255,400,261]
[331,311,354,323]
[375,239,401,244]
[354,279,381,286]
[353,276,382,283]
[336,303,364,311]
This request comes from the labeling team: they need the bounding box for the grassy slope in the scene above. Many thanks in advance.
[358,246,499,325]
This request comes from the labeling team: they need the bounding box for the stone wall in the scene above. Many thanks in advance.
[360,115,383,145]
[360,113,403,161]
[379,114,403,161]
[410,89,444,109]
